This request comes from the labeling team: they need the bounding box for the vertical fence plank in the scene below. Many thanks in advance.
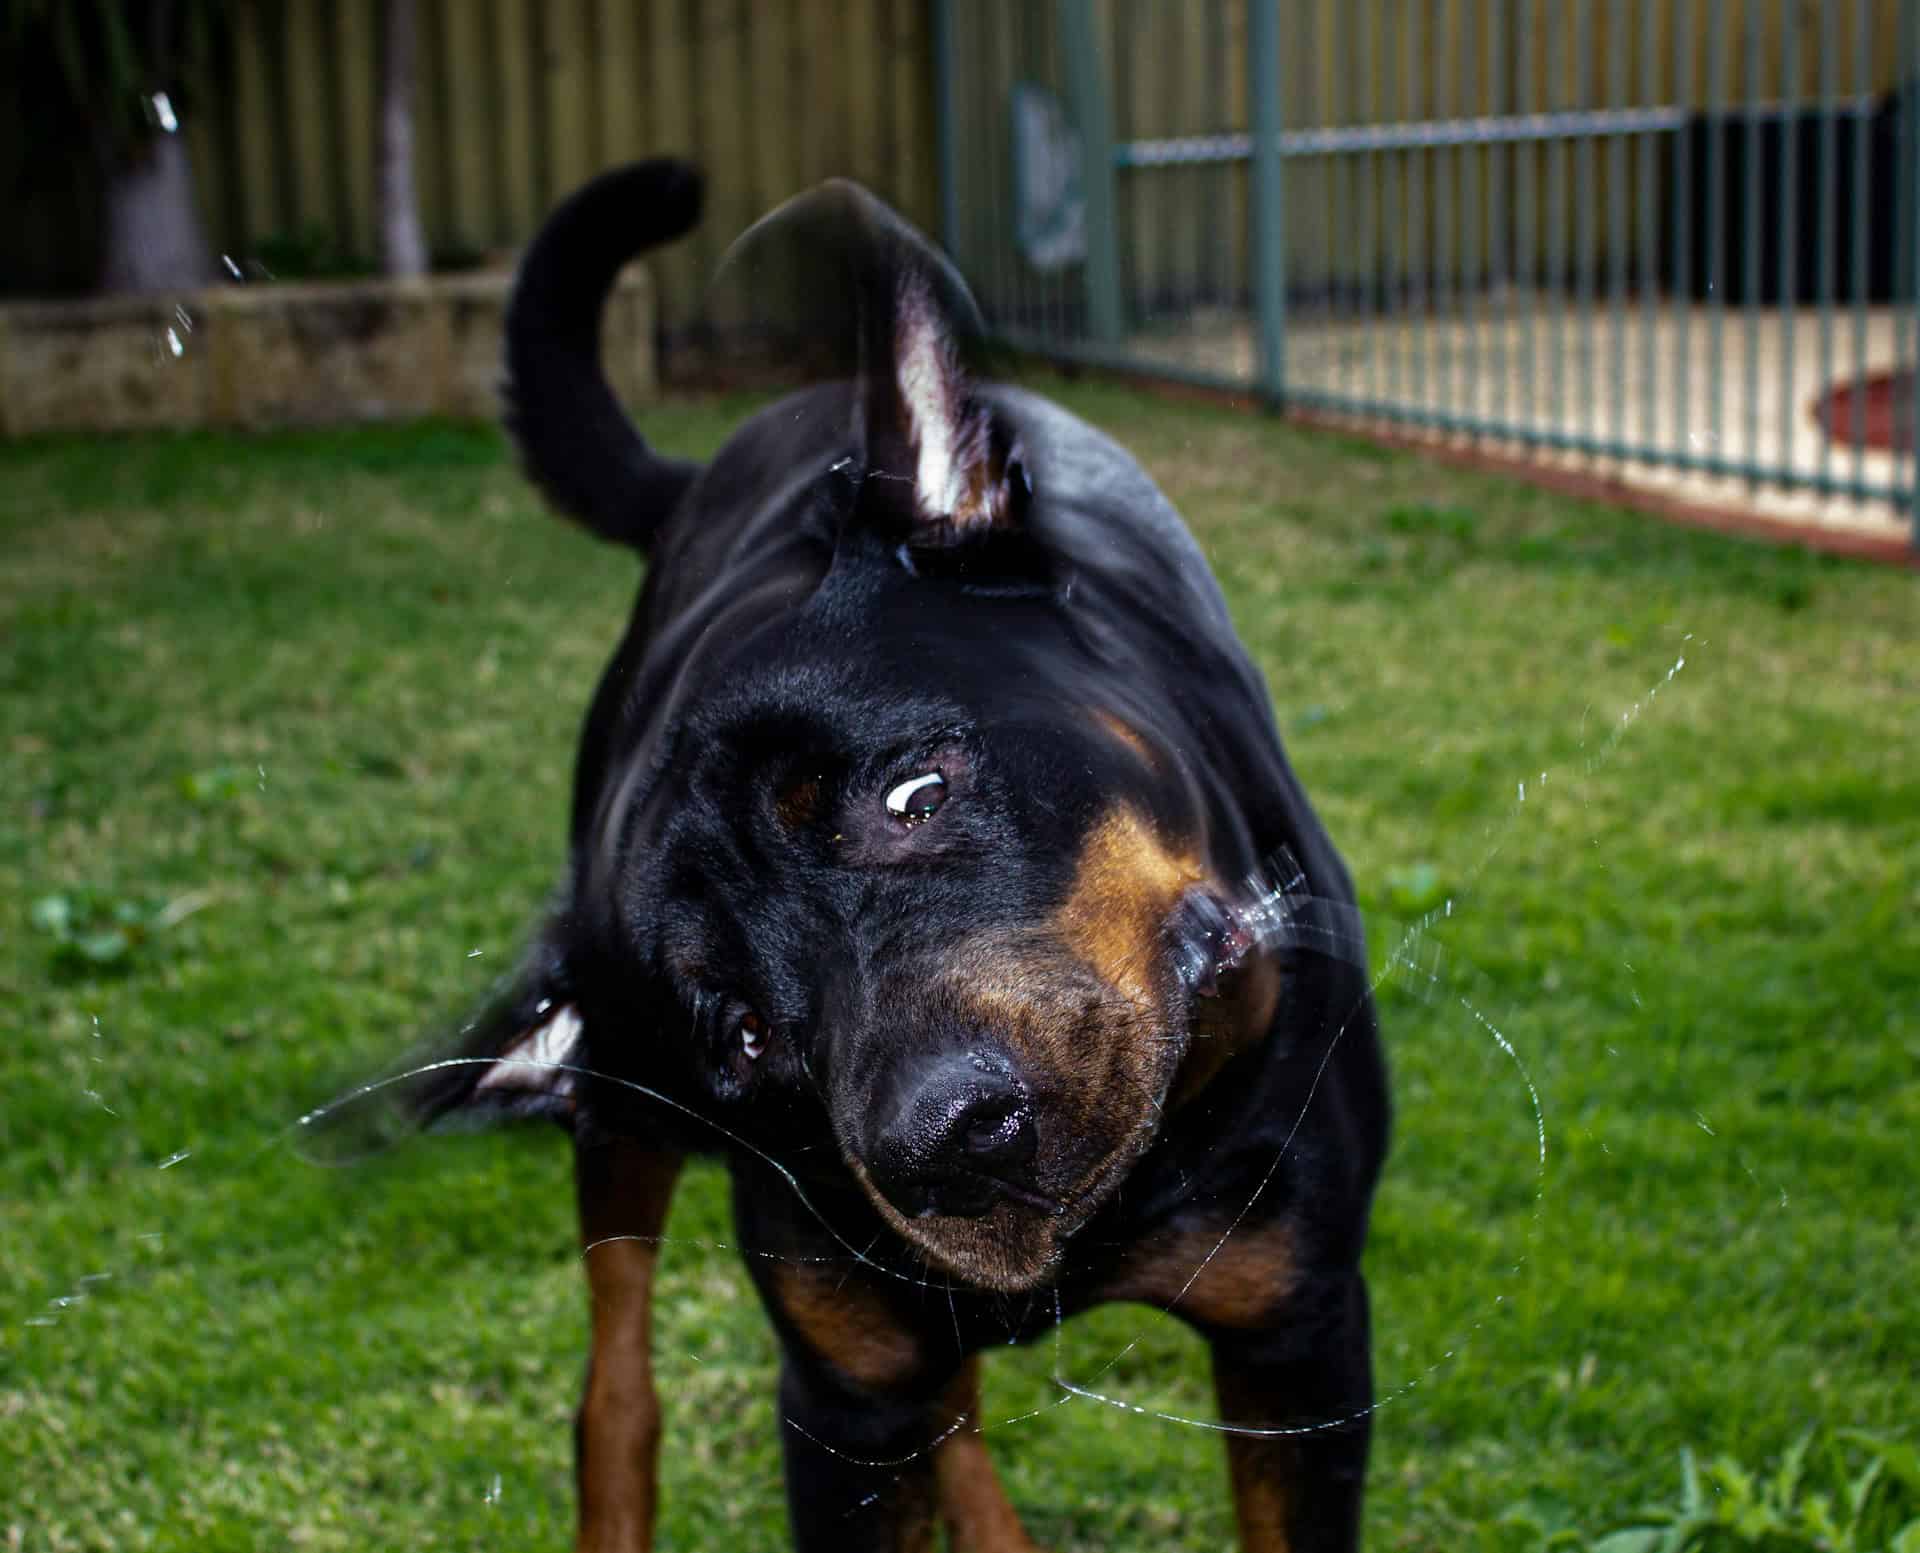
[544,0,593,205]
[443,0,495,254]
[335,0,376,259]
[931,0,958,249]
[844,0,883,197]
[747,0,794,221]
[595,0,644,168]
[231,1,281,250]
[893,0,934,237]
[414,0,450,252]
[282,0,334,240]
[644,0,699,332]
[492,0,539,236]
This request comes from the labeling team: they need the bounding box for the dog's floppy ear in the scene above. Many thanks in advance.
[409,921,583,1130]
[713,181,1030,546]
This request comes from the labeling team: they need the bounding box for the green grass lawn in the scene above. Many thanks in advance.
[3,381,1915,1551]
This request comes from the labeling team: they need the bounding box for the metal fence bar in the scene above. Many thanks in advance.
[1331,0,1355,403]
[1359,0,1381,412]
[1638,0,1659,452]
[1547,0,1569,437]
[1492,0,1511,436]
[1279,381,1910,498]
[1672,8,1694,468]
[1818,0,1838,497]
[1460,0,1482,427]
[1115,105,1696,164]
[1058,0,1123,344]
[1249,0,1287,404]
[1850,0,1870,489]
[1576,0,1598,450]
[1407,1,1429,420]
[1905,0,1920,542]
[1519,1,1539,438]
[1743,6,1764,485]
[1385,3,1404,417]
[1778,3,1801,492]
[1608,0,1629,453]
[1708,0,1729,469]
[1434,0,1457,425]
[948,0,1915,547]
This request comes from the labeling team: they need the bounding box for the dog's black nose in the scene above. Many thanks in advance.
[865,1051,1040,1220]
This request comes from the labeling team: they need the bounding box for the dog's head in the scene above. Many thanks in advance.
[460,180,1278,1293]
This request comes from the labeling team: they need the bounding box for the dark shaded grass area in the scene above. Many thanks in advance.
[3,382,1914,1549]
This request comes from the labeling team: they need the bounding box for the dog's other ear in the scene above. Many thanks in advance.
[713,180,1029,545]
[409,923,582,1130]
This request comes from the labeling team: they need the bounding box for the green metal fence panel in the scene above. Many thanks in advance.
[939,0,1919,550]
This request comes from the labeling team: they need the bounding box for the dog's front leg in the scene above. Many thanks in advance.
[574,1136,684,1553]
[1205,1272,1373,1553]
[776,1348,949,1553]
[933,1357,1044,1553]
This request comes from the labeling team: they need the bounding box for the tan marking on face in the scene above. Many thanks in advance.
[1090,708,1157,769]
[1095,1221,1298,1330]
[766,1258,927,1394]
[843,807,1214,1289]
[1054,805,1206,1007]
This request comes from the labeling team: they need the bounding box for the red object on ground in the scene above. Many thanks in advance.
[1812,370,1914,454]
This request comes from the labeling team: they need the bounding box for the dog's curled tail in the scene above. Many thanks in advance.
[504,159,704,552]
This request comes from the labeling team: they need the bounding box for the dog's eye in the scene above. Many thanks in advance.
[738,1011,768,1061]
[884,771,947,824]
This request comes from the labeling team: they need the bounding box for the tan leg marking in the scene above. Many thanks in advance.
[1213,1357,1296,1553]
[934,1359,1044,1553]
[574,1141,683,1553]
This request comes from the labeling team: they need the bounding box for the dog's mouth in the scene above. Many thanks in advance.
[839,1071,1177,1293]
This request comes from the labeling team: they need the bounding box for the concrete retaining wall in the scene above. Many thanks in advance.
[0,268,655,436]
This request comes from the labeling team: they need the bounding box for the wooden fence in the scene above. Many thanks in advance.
[4,0,939,340]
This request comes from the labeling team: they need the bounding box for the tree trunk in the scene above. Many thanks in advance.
[98,128,216,293]
[378,0,428,278]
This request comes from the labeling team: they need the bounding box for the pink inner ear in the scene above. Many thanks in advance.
[892,276,1011,536]
[475,1003,582,1102]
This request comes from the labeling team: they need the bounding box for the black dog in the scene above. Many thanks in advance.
[422,161,1388,1553]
